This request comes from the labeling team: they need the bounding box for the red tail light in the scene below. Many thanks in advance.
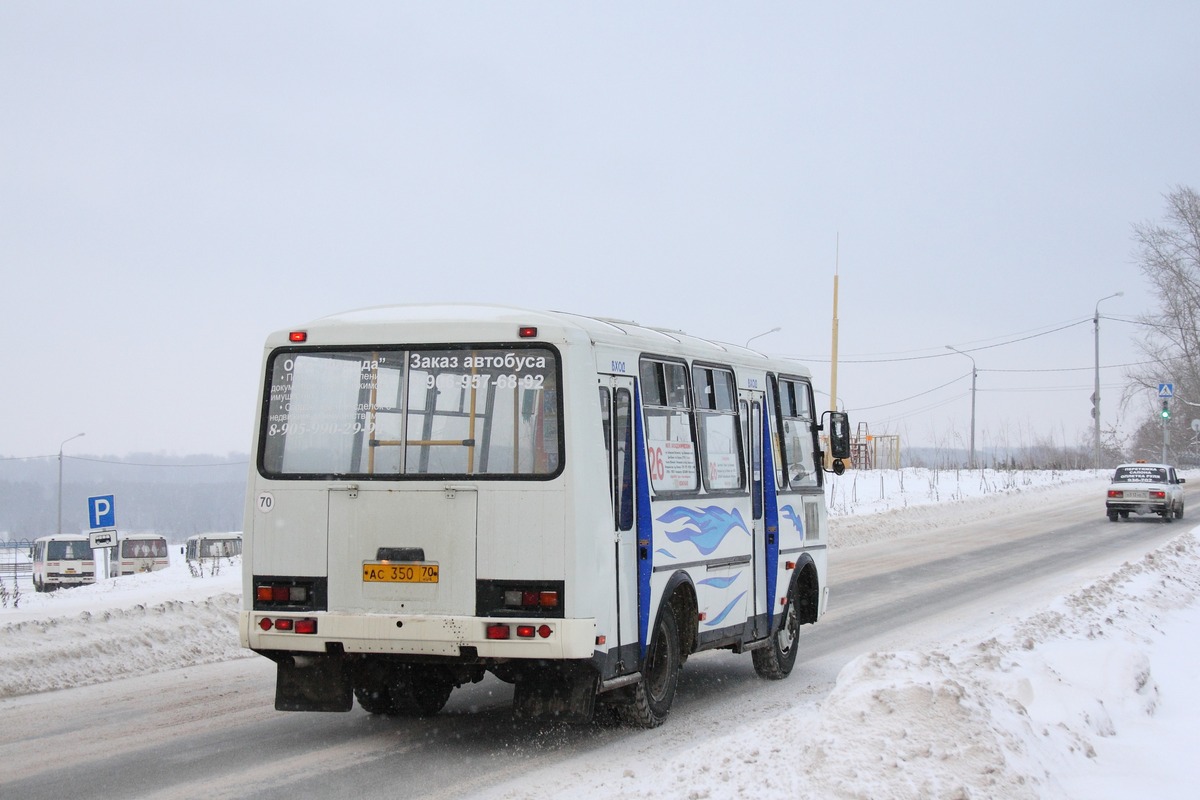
[486,624,510,640]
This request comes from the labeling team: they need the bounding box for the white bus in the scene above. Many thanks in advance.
[32,534,96,592]
[240,305,850,726]
[184,533,242,565]
[111,533,171,576]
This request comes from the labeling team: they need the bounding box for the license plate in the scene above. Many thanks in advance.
[362,563,439,583]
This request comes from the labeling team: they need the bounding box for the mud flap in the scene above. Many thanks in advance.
[512,667,599,724]
[274,653,353,712]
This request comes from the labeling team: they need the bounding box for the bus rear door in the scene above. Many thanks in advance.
[328,487,478,616]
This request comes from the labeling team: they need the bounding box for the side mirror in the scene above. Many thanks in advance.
[823,410,851,474]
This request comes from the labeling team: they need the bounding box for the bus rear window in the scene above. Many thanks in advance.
[47,541,93,561]
[121,539,168,558]
[260,346,562,479]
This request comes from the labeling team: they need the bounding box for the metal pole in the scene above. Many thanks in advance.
[1163,411,1169,464]
[57,433,85,535]
[945,346,977,469]
[1093,292,1123,470]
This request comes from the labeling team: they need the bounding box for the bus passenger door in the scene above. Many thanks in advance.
[742,392,768,638]
[601,376,639,668]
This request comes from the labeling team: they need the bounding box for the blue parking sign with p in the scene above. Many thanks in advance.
[88,495,116,529]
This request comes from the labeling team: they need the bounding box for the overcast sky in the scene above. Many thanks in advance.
[3,2,1198,460]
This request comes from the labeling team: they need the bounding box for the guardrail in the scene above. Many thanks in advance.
[1,539,34,585]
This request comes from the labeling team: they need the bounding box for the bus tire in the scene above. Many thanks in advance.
[753,577,801,680]
[355,666,453,717]
[617,607,681,728]
[392,668,454,717]
[354,686,395,715]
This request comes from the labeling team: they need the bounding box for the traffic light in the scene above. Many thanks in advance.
[1161,399,1171,420]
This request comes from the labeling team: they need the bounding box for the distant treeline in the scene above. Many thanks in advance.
[0,453,247,543]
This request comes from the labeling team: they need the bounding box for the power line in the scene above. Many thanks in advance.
[850,373,969,411]
[982,360,1152,374]
[789,318,1092,364]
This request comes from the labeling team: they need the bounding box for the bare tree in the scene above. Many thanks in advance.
[1128,185,1200,462]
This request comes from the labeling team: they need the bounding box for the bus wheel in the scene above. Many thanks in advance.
[753,578,801,680]
[354,666,453,716]
[353,685,395,715]
[617,608,681,728]
[389,666,453,717]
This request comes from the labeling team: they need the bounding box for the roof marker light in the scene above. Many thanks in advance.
[289,331,308,343]
[518,326,538,338]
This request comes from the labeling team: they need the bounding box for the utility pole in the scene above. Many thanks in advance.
[1093,292,1122,469]
[57,432,86,535]
[945,346,977,469]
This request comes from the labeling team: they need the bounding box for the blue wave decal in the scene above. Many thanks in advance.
[780,504,804,536]
[655,547,676,559]
[704,591,748,627]
[657,506,750,556]
[697,574,741,590]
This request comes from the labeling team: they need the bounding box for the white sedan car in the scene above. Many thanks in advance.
[1105,462,1185,521]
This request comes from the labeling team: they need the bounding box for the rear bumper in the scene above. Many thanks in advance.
[44,573,95,586]
[240,611,597,660]
[1106,500,1171,515]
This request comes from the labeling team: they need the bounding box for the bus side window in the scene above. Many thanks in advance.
[750,400,763,520]
[614,388,634,531]
[692,365,744,492]
[776,377,819,488]
[640,358,699,493]
[767,376,786,489]
[599,387,613,500]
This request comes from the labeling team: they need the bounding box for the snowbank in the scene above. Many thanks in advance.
[0,559,247,699]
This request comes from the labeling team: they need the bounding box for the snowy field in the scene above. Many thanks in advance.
[2,468,1199,798]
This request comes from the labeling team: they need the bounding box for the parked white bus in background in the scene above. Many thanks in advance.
[184,533,242,565]
[240,305,850,727]
[111,533,170,576]
[32,534,96,592]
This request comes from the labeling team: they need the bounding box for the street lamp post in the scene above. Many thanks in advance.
[57,432,85,535]
[945,346,977,469]
[1093,291,1123,470]
[745,326,781,349]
